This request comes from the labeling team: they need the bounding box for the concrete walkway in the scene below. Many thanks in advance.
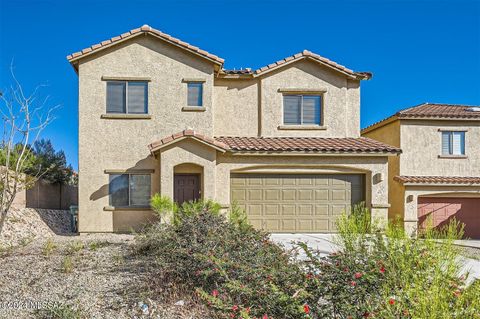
[270,233,480,284]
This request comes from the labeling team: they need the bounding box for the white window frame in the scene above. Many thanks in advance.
[441,131,466,156]
[186,82,204,107]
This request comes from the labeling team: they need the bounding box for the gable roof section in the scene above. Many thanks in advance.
[362,103,480,134]
[148,130,229,153]
[67,25,224,68]
[221,50,371,80]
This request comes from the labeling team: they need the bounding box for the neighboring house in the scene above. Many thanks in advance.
[362,103,480,238]
[67,24,400,233]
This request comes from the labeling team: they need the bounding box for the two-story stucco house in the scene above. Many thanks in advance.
[362,103,480,238]
[67,24,400,233]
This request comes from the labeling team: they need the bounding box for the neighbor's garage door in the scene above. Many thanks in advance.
[230,174,365,233]
[418,197,480,239]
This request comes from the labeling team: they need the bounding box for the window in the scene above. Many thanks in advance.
[283,95,321,125]
[106,81,148,114]
[441,131,465,155]
[109,174,151,207]
[187,82,203,107]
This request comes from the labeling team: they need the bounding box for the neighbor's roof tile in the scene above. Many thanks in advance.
[394,176,480,185]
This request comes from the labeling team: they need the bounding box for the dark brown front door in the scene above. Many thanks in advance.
[174,174,201,204]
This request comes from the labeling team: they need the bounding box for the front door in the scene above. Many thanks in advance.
[174,174,201,204]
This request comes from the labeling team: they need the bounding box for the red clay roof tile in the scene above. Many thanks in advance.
[214,136,400,154]
[394,176,480,185]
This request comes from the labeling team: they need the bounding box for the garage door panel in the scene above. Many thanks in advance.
[315,189,329,201]
[281,205,296,216]
[265,204,279,215]
[315,205,329,216]
[282,189,296,200]
[298,189,314,200]
[231,174,365,233]
[265,189,280,200]
[418,197,480,239]
[247,189,263,201]
[247,204,262,216]
[298,204,314,216]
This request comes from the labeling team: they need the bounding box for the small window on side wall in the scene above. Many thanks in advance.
[106,81,148,114]
[441,131,465,155]
[187,82,203,107]
[283,95,321,125]
[109,174,151,207]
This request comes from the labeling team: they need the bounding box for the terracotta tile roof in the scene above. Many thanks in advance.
[394,175,480,185]
[397,103,480,119]
[252,50,372,80]
[362,103,480,133]
[67,24,224,65]
[148,130,229,153]
[214,136,400,154]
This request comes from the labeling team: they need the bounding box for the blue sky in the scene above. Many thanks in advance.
[1,0,479,170]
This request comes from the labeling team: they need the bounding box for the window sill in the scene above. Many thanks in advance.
[278,125,327,130]
[101,114,152,119]
[438,155,468,159]
[103,206,152,211]
[182,106,206,112]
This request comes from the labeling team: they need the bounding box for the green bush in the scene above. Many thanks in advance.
[135,199,310,319]
[300,205,480,319]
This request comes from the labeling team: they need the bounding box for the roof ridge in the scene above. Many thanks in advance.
[67,24,224,65]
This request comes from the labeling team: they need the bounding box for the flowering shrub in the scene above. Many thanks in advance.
[136,200,311,318]
[300,205,480,319]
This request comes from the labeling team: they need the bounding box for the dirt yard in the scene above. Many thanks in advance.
[0,233,208,319]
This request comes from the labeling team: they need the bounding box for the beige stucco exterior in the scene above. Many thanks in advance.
[363,118,480,234]
[74,33,392,233]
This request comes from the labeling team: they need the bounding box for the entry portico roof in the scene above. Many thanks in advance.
[149,130,401,155]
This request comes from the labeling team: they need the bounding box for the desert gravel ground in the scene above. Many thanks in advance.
[0,234,209,319]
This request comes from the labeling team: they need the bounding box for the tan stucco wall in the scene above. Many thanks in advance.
[399,120,480,176]
[213,79,259,136]
[75,35,370,232]
[260,60,361,137]
[213,60,361,138]
[362,120,404,221]
[77,35,216,232]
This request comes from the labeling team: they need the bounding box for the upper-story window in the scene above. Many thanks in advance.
[187,82,203,107]
[283,95,321,125]
[441,131,465,155]
[106,81,148,114]
[109,173,151,207]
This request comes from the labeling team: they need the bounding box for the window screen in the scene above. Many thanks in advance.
[106,82,126,113]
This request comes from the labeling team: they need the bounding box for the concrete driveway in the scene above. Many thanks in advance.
[270,233,480,284]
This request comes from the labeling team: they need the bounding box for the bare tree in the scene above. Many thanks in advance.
[0,66,58,235]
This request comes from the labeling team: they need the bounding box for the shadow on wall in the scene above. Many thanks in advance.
[90,156,156,202]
